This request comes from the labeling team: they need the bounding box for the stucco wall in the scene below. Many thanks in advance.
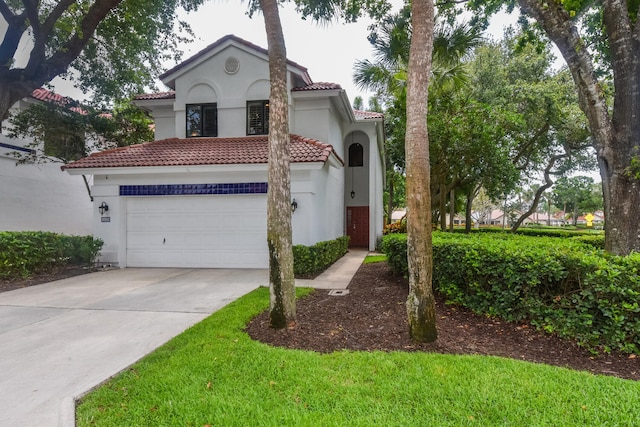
[173,46,274,138]
[0,127,93,235]
[88,164,335,266]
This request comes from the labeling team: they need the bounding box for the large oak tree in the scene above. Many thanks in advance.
[518,0,640,255]
[460,0,640,255]
[0,0,204,119]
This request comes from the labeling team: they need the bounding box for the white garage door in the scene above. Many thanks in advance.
[126,195,268,268]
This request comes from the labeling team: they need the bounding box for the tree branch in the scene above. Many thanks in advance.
[27,0,123,83]
[517,0,614,171]
[23,0,45,75]
[435,0,469,6]
[42,0,76,36]
[0,1,14,22]
[511,152,567,231]
[511,122,550,167]
[0,3,26,68]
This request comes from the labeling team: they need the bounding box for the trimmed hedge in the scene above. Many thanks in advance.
[381,232,640,354]
[380,233,409,276]
[0,232,103,279]
[453,226,604,239]
[293,236,350,278]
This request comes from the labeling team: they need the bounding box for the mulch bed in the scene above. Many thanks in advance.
[246,262,640,381]
[0,266,95,294]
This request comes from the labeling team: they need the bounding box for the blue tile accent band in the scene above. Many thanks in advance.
[119,182,268,196]
[0,142,36,154]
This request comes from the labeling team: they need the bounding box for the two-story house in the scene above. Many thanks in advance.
[63,34,385,269]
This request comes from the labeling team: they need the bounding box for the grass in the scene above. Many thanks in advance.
[77,287,640,426]
[363,254,387,264]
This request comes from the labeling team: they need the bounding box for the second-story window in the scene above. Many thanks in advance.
[186,103,217,137]
[247,100,269,135]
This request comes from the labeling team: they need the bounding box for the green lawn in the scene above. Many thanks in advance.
[77,287,640,426]
[363,254,387,264]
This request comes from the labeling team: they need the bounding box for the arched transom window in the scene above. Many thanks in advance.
[349,143,363,167]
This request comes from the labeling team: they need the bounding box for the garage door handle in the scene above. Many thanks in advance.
[163,238,166,244]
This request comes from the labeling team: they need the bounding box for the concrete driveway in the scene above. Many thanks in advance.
[0,268,267,427]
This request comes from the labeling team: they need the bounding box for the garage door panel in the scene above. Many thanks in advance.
[126,195,267,268]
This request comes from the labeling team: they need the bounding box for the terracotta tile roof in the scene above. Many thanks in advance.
[134,91,176,101]
[31,88,69,104]
[62,135,343,170]
[354,110,384,120]
[30,88,90,115]
[292,82,342,91]
[160,34,312,86]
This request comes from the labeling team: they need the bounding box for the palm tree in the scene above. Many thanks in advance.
[259,0,296,328]
[353,6,483,98]
[404,0,437,342]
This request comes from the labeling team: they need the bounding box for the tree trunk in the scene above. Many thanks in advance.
[439,183,446,231]
[465,190,473,233]
[387,171,395,226]
[260,0,296,328]
[512,153,565,231]
[404,0,437,343]
[448,188,455,232]
[518,0,640,255]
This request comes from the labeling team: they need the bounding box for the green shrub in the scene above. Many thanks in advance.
[380,233,407,276]
[293,236,349,278]
[0,232,103,279]
[571,234,605,249]
[514,227,603,238]
[383,219,407,235]
[380,232,640,354]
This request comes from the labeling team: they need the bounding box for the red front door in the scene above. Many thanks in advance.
[347,206,369,247]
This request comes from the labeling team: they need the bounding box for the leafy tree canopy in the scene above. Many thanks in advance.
[552,175,603,224]
[0,0,206,119]
[7,97,153,164]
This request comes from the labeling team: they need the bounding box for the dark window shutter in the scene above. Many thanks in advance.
[203,105,217,137]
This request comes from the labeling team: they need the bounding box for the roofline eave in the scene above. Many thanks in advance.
[64,161,329,176]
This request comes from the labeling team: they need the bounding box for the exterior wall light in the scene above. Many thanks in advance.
[291,199,298,212]
[98,201,109,215]
[350,190,355,199]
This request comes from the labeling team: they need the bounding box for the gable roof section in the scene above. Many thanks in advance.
[62,135,344,170]
[159,34,312,89]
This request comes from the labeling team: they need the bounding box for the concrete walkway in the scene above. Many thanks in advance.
[0,250,367,427]
[296,248,368,289]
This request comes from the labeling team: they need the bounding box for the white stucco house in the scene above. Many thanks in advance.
[0,89,93,235]
[63,34,385,269]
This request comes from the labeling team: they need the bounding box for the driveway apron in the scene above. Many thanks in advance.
[0,268,267,427]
